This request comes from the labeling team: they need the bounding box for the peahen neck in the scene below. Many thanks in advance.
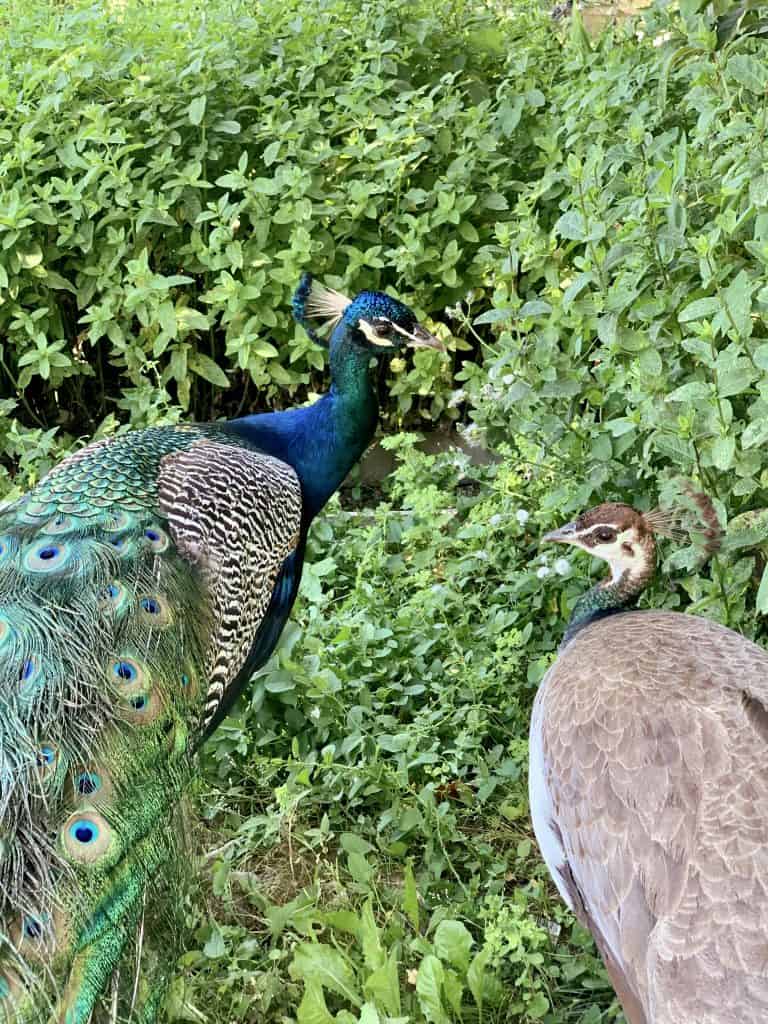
[224,325,377,523]
[563,549,654,646]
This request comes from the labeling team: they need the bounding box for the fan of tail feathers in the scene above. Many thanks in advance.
[647,480,723,561]
[0,423,303,1023]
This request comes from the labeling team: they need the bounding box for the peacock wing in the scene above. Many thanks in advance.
[532,610,768,1024]
[156,435,302,729]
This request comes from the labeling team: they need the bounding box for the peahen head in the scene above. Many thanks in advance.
[544,489,721,589]
[292,273,443,354]
[544,503,658,588]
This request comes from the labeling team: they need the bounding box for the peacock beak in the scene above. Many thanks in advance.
[543,521,578,544]
[403,324,446,351]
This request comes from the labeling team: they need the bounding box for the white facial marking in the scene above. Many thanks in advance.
[390,323,413,340]
[578,525,638,581]
[358,318,395,347]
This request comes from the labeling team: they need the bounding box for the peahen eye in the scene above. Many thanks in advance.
[595,527,616,542]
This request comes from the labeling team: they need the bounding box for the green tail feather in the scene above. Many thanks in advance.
[0,427,217,1022]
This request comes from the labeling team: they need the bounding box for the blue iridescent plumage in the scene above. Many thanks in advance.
[0,273,442,1022]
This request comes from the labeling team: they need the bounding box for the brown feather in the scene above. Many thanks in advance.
[531,610,768,1023]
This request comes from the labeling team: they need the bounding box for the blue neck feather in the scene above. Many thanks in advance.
[561,573,640,648]
[224,324,377,522]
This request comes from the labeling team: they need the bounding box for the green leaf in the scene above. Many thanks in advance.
[188,353,229,388]
[467,947,491,1008]
[727,54,768,93]
[754,342,768,370]
[638,348,663,378]
[19,245,43,269]
[363,950,401,1016]
[290,942,361,1007]
[473,308,513,325]
[666,381,710,403]
[202,923,226,959]
[442,968,464,1016]
[528,992,550,1018]
[677,297,720,323]
[709,435,735,471]
[433,920,474,972]
[519,300,551,318]
[44,269,76,293]
[359,1004,380,1024]
[742,418,768,449]
[263,140,281,166]
[176,307,211,332]
[554,210,586,241]
[721,270,753,338]
[296,982,335,1024]
[188,95,206,125]
[340,834,375,857]
[347,850,374,886]
[756,562,768,614]
[359,899,384,972]
[726,508,768,551]
[213,119,241,134]
[416,955,448,1024]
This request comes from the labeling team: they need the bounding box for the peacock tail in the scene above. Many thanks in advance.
[0,424,302,1022]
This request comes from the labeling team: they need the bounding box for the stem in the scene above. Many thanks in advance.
[0,350,45,428]
[576,180,607,292]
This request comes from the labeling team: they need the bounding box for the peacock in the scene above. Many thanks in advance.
[529,494,768,1023]
[0,274,442,1023]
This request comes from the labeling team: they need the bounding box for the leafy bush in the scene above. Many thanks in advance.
[6,0,768,1021]
[194,439,620,1024]
[186,3,768,1022]
[0,0,559,493]
[457,0,768,617]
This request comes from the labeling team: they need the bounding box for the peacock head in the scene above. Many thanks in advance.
[292,273,444,354]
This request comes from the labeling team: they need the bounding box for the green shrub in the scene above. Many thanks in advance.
[458,0,768,619]
[195,439,621,1024]
[0,0,560,495]
[5,0,768,1021]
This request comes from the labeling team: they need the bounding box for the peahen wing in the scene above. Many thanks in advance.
[0,425,302,1023]
[531,610,768,1024]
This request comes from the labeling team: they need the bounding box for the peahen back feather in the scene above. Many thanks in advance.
[0,424,301,1022]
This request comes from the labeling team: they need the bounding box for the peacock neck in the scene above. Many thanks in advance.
[224,327,378,523]
[563,558,651,647]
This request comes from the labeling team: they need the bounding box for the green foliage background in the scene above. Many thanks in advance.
[3,0,768,1020]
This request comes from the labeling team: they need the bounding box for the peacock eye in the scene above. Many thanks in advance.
[371,317,391,337]
[595,527,616,542]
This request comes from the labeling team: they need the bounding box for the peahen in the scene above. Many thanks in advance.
[529,495,768,1022]
[0,274,442,1023]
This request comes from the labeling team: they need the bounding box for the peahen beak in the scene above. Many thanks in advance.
[403,324,446,352]
[543,521,578,544]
